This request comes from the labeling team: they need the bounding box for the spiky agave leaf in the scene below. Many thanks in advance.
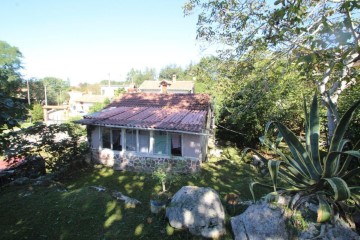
[264,122,312,178]
[264,192,279,203]
[342,166,360,181]
[324,177,351,201]
[268,160,281,192]
[348,187,360,206]
[317,195,332,223]
[275,132,283,148]
[278,167,315,188]
[308,94,322,175]
[249,181,275,202]
[273,121,320,180]
[242,147,268,163]
[324,100,360,177]
[260,136,290,163]
[325,150,360,178]
[338,140,360,177]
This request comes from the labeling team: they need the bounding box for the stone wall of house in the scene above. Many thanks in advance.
[91,149,201,173]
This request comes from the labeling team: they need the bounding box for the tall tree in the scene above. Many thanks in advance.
[42,77,70,105]
[126,67,156,86]
[0,41,27,131]
[185,56,222,93]
[216,50,315,146]
[159,64,186,80]
[185,0,360,139]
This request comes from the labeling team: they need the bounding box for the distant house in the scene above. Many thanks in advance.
[101,85,133,98]
[139,75,195,94]
[42,105,70,124]
[68,91,108,116]
[76,93,213,172]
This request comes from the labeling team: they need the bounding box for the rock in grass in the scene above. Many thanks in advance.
[231,203,289,240]
[166,186,226,238]
[9,177,30,186]
[112,191,141,208]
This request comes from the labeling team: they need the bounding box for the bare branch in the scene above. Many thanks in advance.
[344,5,360,49]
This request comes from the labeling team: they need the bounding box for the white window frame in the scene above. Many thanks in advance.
[100,127,184,158]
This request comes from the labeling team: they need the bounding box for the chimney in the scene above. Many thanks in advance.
[160,81,168,94]
[172,74,176,82]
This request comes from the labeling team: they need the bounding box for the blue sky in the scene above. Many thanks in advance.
[0,0,208,85]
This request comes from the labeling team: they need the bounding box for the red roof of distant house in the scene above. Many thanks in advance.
[76,93,211,133]
[0,157,26,171]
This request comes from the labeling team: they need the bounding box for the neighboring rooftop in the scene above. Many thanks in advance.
[75,94,108,103]
[139,80,194,91]
[77,93,211,133]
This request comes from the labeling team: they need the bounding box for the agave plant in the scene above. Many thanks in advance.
[244,94,360,222]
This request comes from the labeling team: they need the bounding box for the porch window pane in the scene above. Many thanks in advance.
[126,129,136,151]
[154,131,168,155]
[139,130,150,153]
[102,128,111,149]
[170,133,182,156]
[112,129,122,151]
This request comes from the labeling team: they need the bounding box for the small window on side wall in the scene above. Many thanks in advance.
[170,133,182,156]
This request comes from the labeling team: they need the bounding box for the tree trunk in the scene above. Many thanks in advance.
[162,181,166,192]
[326,108,337,144]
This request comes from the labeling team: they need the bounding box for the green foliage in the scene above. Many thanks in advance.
[152,163,182,192]
[337,82,360,143]
[72,82,101,95]
[114,88,126,97]
[27,77,70,105]
[0,40,23,94]
[125,67,156,86]
[0,41,28,132]
[0,93,28,132]
[42,77,70,105]
[244,94,360,222]
[185,0,359,139]
[1,123,88,174]
[159,64,186,80]
[217,52,314,146]
[29,103,43,122]
[0,154,265,239]
[88,98,110,114]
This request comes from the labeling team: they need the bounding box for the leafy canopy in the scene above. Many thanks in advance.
[0,40,27,131]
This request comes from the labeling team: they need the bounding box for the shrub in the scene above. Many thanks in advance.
[1,123,89,175]
[152,162,183,192]
[29,103,43,122]
[244,94,360,222]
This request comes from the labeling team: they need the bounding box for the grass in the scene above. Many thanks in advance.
[0,146,269,240]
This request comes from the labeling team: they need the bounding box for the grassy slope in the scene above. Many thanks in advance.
[0,147,268,240]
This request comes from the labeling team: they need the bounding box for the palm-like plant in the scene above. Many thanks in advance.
[245,94,360,222]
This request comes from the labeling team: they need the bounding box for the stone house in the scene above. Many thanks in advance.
[76,93,213,172]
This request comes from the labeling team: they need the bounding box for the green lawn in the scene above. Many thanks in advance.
[0,147,268,240]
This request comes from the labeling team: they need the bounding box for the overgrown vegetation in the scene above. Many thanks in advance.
[0,123,88,175]
[245,95,360,223]
[0,146,265,239]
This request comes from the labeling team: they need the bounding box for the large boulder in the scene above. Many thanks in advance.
[166,186,226,238]
[231,203,289,240]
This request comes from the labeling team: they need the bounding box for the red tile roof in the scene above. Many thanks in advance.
[77,93,211,133]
